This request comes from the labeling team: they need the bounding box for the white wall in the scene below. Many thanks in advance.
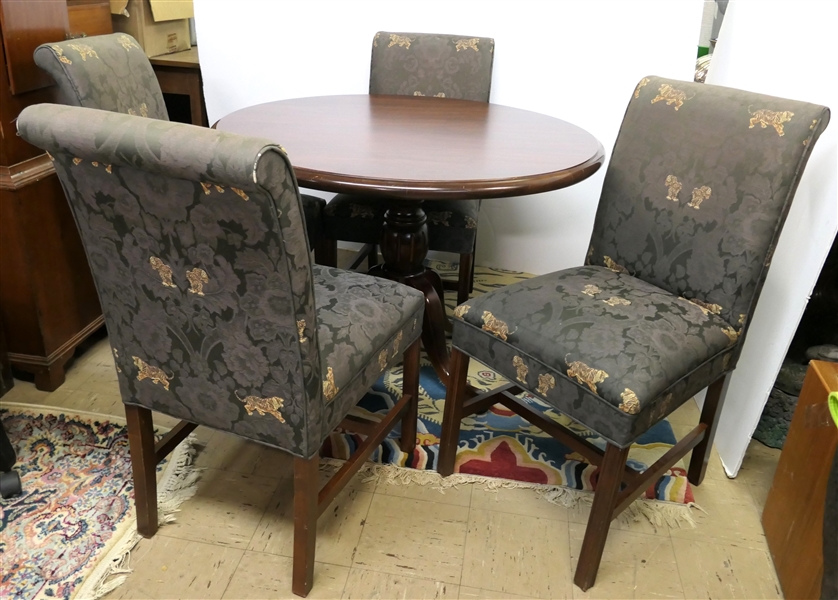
[703,0,837,476]
[194,0,703,274]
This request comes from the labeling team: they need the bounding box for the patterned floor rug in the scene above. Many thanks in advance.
[0,405,198,600]
[323,261,696,518]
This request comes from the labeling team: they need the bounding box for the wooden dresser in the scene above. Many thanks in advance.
[763,360,838,599]
[0,0,111,390]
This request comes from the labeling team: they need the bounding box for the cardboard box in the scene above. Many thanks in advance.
[110,0,194,58]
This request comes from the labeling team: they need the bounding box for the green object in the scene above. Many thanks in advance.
[697,46,710,58]
[829,391,838,429]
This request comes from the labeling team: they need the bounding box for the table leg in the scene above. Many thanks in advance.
[368,201,450,384]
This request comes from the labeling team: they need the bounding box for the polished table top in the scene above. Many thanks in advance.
[216,94,605,200]
[217,94,605,383]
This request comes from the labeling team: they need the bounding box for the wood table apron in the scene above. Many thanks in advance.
[216,95,605,384]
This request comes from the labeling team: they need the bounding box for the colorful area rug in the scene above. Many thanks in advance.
[0,405,198,600]
[323,261,696,519]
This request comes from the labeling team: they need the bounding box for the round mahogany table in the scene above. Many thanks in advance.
[217,95,605,383]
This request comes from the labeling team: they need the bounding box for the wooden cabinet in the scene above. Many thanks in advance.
[0,0,104,390]
[763,360,838,599]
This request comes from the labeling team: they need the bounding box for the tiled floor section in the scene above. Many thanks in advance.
[2,333,785,599]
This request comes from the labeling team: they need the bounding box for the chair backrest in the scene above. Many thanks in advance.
[369,31,494,102]
[34,34,168,120]
[587,76,829,348]
[17,104,325,458]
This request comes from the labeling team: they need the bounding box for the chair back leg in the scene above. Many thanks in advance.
[293,454,320,597]
[438,347,470,476]
[125,404,158,537]
[314,239,338,267]
[457,253,474,305]
[574,443,631,590]
[400,338,421,453]
[687,373,731,485]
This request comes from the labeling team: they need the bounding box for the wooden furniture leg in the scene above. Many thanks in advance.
[456,252,473,305]
[574,443,631,591]
[400,338,420,453]
[293,455,319,597]
[687,374,730,485]
[314,239,338,267]
[438,348,470,476]
[125,404,158,537]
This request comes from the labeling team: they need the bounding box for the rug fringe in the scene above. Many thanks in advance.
[73,434,201,600]
[320,458,699,529]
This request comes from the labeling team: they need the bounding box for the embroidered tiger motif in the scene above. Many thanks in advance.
[51,45,72,64]
[619,389,640,414]
[323,366,339,401]
[297,320,307,343]
[512,356,528,383]
[685,298,722,315]
[453,305,471,318]
[582,284,601,297]
[566,358,608,394]
[392,330,403,354]
[665,175,682,201]
[749,108,794,136]
[688,186,711,210]
[428,211,451,226]
[536,373,555,395]
[651,83,690,111]
[350,204,376,218]
[482,311,513,341]
[118,35,139,51]
[634,77,650,98]
[149,257,176,288]
[68,43,98,61]
[455,38,480,52]
[236,391,285,423]
[133,357,172,390]
[186,268,209,296]
[603,256,628,274]
[388,34,412,49]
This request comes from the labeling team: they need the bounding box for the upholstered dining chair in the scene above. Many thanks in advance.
[438,76,829,590]
[33,33,327,252]
[17,104,424,597]
[320,31,495,304]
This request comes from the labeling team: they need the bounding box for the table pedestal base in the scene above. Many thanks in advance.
[368,202,450,384]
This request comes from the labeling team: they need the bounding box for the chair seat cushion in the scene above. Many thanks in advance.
[313,265,424,434]
[451,265,737,446]
[323,194,479,254]
[300,194,326,247]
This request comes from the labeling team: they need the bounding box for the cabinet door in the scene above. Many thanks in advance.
[0,0,69,95]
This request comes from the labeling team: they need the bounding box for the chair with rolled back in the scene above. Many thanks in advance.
[17,103,424,597]
[438,76,830,590]
[33,33,327,252]
[320,31,494,304]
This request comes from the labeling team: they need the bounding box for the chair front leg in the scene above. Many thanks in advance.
[438,347,470,476]
[574,443,631,591]
[400,338,421,453]
[293,455,320,597]
[125,404,158,537]
[688,373,731,485]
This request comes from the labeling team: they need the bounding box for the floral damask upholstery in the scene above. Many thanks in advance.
[451,76,829,447]
[17,104,424,459]
[322,32,494,281]
[33,34,326,248]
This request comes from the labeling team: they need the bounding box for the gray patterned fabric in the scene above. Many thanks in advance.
[34,34,168,119]
[33,34,325,247]
[322,31,494,256]
[17,104,423,459]
[452,77,829,448]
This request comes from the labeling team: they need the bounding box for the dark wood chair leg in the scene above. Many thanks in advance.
[469,249,476,294]
[314,239,338,267]
[574,443,631,591]
[367,244,379,268]
[687,373,731,485]
[293,455,319,597]
[125,404,158,537]
[400,338,421,453]
[457,253,474,305]
[438,347,470,476]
